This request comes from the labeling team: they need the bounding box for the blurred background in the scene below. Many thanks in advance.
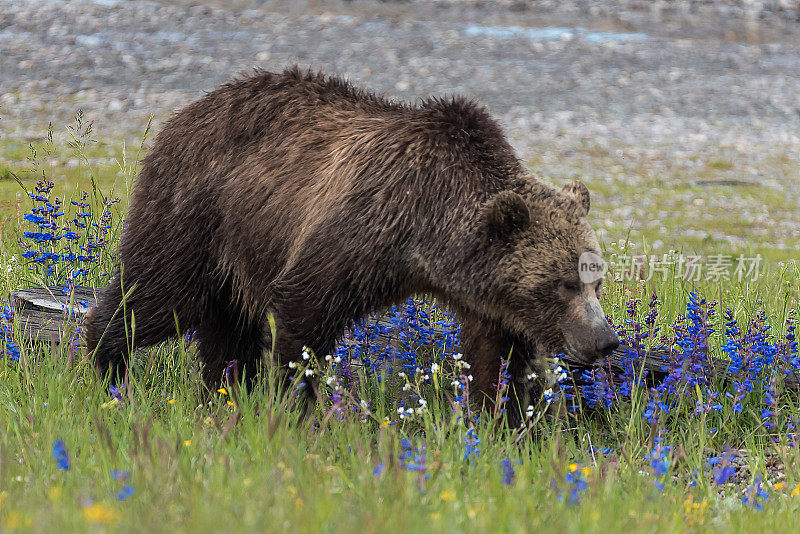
[1,0,798,261]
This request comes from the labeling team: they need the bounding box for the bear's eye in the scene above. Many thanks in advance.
[562,280,581,293]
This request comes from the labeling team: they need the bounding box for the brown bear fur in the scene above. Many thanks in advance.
[85,67,616,418]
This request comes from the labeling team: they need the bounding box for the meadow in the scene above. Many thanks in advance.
[0,117,799,532]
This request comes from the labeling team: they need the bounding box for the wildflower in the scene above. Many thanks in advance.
[83,503,120,524]
[742,477,769,510]
[110,469,130,481]
[52,440,70,471]
[709,448,737,485]
[116,485,135,501]
[791,483,800,497]
[373,462,384,477]
[683,495,709,525]
[109,384,124,402]
[305,368,314,377]
[217,388,228,395]
[183,440,191,447]
[168,399,176,405]
[440,490,455,502]
[559,465,589,505]
[463,427,480,461]
[288,361,297,369]
[648,441,672,492]
[501,459,516,485]
[398,438,427,473]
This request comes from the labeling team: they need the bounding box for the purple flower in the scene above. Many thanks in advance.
[52,439,70,471]
[501,459,516,485]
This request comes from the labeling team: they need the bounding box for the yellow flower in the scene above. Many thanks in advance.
[1,510,24,529]
[569,463,578,472]
[683,496,708,526]
[581,466,592,477]
[379,419,391,428]
[226,400,235,407]
[440,490,456,502]
[467,508,477,518]
[775,482,786,490]
[791,483,800,497]
[217,388,228,395]
[100,398,119,409]
[83,503,120,525]
[48,486,62,502]
[183,440,191,447]
[168,399,176,405]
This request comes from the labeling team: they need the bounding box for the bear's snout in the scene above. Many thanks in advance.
[595,331,620,358]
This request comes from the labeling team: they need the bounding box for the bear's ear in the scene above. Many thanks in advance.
[561,180,590,216]
[486,190,530,237]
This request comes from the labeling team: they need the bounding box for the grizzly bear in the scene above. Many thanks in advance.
[85,67,619,417]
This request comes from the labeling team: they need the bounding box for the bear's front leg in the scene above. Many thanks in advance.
[458,311,543,426]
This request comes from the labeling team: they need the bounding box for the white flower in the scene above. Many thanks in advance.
[431,363,439,372]
[302,350,310,360]
[325,355,332,362]
[326,376,335,385]
[526,405,535,418]
[360,400,369,411]
[288,361,297,369]
[398,372,406,379]
[423,374,430,381]
[418,398,427,406]
[304,369,314,377]
[451,380,461,389]
[402,383,411,391]
[334,356,342,363]
[453,353,462,360]
[467,375,473,382]
[397,407,405,414]
[526,372,538,381]
[416,406,425,414]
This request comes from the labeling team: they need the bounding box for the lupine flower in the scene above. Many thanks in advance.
[398,438,426,473]
[501,459,517,485]
[463,427,480,461]
[52,440,70,471]
[742,477,769,510]
[708,448,737,485]
[559,464,589,505]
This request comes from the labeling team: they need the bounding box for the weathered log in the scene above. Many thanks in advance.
[8,285,798,390]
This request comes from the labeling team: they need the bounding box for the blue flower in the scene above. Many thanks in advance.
[117,485,135,501]
[501,459,516,485]
[52,439,70,471]
[373,462,384,477]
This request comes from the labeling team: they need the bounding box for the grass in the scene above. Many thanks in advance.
[0,119,799,532]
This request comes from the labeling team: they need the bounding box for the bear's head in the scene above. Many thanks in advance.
[444,179,619,365]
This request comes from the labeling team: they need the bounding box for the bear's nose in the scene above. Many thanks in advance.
[596,334,620,357]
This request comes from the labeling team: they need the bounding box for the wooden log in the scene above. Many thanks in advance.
[8,285,798,390]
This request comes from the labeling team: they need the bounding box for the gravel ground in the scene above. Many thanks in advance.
[1,0,799,254]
